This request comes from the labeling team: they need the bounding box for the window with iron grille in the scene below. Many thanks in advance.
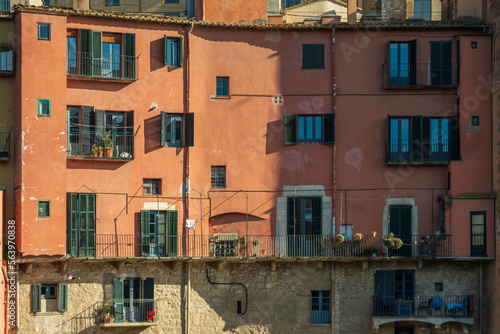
[211,166,226,188]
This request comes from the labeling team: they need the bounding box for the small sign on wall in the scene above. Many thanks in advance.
[185,219,195,230]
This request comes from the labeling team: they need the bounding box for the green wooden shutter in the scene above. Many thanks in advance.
[323,113,335,144]
[113,278,124,323]
[32,284,41,313]
[80,29,91,75]
[91,31,102,77]
[179,36,184,67]
[141,210,150,257]
[82,106,94,156]
[168,210,178,257]
[450,115,460,160]
[164,35,169,66]
[184,113,194,147]
[58,284,68,312]
[313,44,324,69]
[126,111,134,156]
[303,45,312,68]
[284,114,297,145]
[312,197,322,235]
[409,39,417,85]
[124,33,135,79]
[144,278,154,299]
[160,111,167,146]
[95,109,105,147]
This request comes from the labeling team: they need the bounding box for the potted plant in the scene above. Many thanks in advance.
[324,233,333,244]
[383,233,403,250]
[102,131,114,158]
[98,146,103,157]
[252,239,259,246]
[103,302,114,323]
[353,233,363,245]
[240,236,247,245]
[145,310,155,322]
[334,234,344,245]
[363,246,378,257]
[91,144,99,157]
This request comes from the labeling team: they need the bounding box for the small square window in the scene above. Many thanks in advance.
[471,116,479,126]
[435,282,443,292]
[143,179,161,195]
[41,284,57,299]
[303,44,325,69]
[216,77,229,97]
[38,23,51,41]
[38,200,50,218]
[166,0,179,3]
[211,166,226,188]
[106,0,120,6]
[38,99,50,117]
[471,41,477,49]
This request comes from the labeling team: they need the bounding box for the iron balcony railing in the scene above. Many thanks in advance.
[67,51,137,80]
[67,234,453,259]
[382,63,459,88]
[67,131,134,159]
[386,139,458,163]
[0,132,10,159]
[373,295,473,318]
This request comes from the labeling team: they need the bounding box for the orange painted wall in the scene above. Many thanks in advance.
[200,0,268,23]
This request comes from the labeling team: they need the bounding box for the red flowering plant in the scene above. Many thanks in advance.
[145,310,155,322]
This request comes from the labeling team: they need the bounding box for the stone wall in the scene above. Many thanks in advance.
[382,0,407,20]
[17,259,485,334]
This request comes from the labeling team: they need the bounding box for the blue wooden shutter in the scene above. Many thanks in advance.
[160,111,167,146]
[284,114,297,145]
[58,284,68,311]
[184,113,194,147]
[179,36,183,67]
[165,36,172,66]
[32,284,41,313]
[91,31,102,77]
[141,210,150,257]
[323,113,335,144]
[409,39,417,85]
[374,270,395,316]
[168,210,178,257]
[411,115,422,161]
[124,33,135,78]
[113,278,124,323]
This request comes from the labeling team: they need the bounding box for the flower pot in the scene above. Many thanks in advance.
[104,148,113,158]
[98,151,103,157]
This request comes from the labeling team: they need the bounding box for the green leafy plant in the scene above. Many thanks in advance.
[102,131,114,149]
[240,236,247,245]
[104,302,113,317]
[91,145,99,154]
[252,239,259,246]
[383,233,403,250]
[335,234,344,245]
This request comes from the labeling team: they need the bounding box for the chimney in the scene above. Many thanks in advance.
[73,0,90,11]
[347,0,357,24]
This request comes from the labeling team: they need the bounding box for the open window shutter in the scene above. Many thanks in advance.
[184,113,194,147]
[450,115,460,160]
[314,44,324,68]
[411,115,422,161]
[82,106,94,156]
[179,36,184,67]
[312,197,322,235]
[58,284,68,312]
[323,113,335,144]
[160,111,167,146]
[409,39,417,85]
[421,116,430,160]
[456,39,460,85]
[32,284,41,313]
[284,114,297,145]
[165,36,172,66]
[144,278,154,299]
[95,109,105,147]
[430,42,440,85]
[113,278,124,323]
[80,29,91,75]
[124,33,135,79]
[91,31,102,77]
[374,271,395,314]
[441,41,452,85]
[141,210,150,257]
[168,210,178,257]
[67,193,78,256]
[386,117,391,162]
[127,111,134,156]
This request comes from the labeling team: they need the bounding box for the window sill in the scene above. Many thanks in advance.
[0,71,13,77]
[67,75,137,83]
[0,156,9,162]
[310,323,331,327]
[100,322,157,328]
[302,67,325,70]
[383,84,459,90]
[34,312,65,316]
[212,96,231,100]
[67,155,133,162]
[387,160,450,165]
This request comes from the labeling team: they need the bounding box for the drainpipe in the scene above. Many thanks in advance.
[2,262,8,334]
[331,27,337,334]
[187,262,191,334]
[331,262,335,334]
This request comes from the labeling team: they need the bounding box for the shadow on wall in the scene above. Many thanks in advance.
[150,38,165,72]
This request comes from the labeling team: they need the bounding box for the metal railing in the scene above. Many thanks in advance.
[102,299,155,324]
[67,131,134,159]
[0,132,10,159]
[67,51,137,80]
[373,295,473,318]
[67,234,453,259]
[382,63,458,88]
[386,139,456,163]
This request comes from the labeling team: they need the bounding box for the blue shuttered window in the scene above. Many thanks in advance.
[311,291,331,324]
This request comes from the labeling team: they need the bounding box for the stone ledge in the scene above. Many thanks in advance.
[100,322,157,328]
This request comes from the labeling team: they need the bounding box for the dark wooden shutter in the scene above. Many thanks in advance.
[303,45,312,68]
[184,113,194,147]
[314,44,324,68]
[124,33,135,78]
[160,111,167,146]
[80,29,91,75]
[450,115,460,160]
[144,278,154,299]
[95,109,105,148]
[431,41,452,85]
[141,210,150,257]
[411,115,422,161]
[82,106,94,156]
[179,36,184,67]
[409,39,417,85]
[113,278,124,323]
[456,39,460,85]
[67,193,78,256]
[58,284,68,312]
[168,210,178,257]
[323,113,335,144]
[421,116,430,160]
[284,114,297,145]
[32,284,41,313]
[312,197,322,235]
[91,31,102,77]
[127,111,134,156]
[287,197,295,236]
[374,270,395,316]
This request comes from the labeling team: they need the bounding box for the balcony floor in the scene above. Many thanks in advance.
[373,316,473,330]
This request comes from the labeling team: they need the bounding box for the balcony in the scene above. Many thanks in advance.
[66,234,453,259]
[382,63,459,89]
[0,132,10,161]
[67,51,137,82]
[67,131,134,161]
[373,295,474,328]
[386,139,459,164]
